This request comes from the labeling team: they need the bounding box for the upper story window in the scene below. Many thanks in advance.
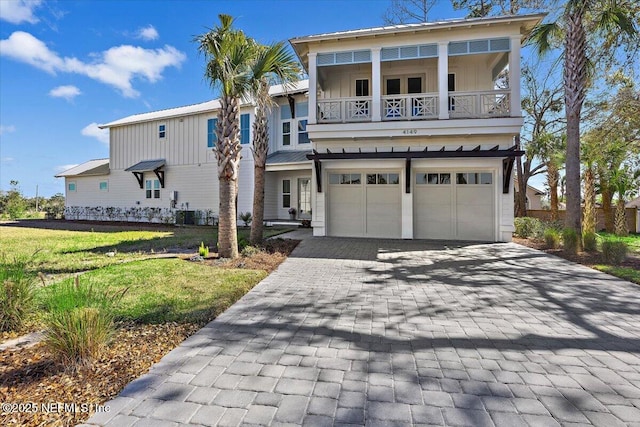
[207,118,218,148]
[298,120,309,144]
[355,79,369,97]
[158,124,166,139]
[280,101,309,147]
[146,179,160,199]
[99,181,108,191]
[68,182,76,192]
[240,114,250,144]
[282,122,291,146]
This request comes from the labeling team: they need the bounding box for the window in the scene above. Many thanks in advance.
[282,180,291,208]
[355,79,369,97]
[408,77,422,94]
[240,114,250,144]
[68,182,76,192]
[329,173,361,185]
[282,122,291,146]
[417,173,450,184]
[298,120,309,144]
[386,78,401,95]
[448,73,456,111]
[99,181,108,191]
[366,173,399,185]
[456,172,492,185]
[146,179,160,199]
[207,118,218,148]
[159,124,166,139]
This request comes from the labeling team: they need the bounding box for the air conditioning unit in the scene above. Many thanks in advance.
[170,191,178,201]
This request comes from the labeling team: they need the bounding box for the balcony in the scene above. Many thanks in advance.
[316,89,510,123]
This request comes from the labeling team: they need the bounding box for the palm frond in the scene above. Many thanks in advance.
[528,22,563,56]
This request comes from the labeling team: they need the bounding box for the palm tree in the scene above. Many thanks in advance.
[529,0,637,235]
[249,43,300,245]
[196,15,255,258]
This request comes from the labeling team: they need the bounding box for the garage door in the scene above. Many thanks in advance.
[327,171,401,238]
[414,171,494,241]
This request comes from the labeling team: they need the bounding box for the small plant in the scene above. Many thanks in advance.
[583,231,598,252]
[288,207,297,217]
[0,255,35,332]
[43,276,126,371]
[562,228,580,255]
[199,242,210,257]
[238,236,249,251]
[602,239,628,265]
[543,229,560,249]
[241,245,262,257]
[514,217,544,239]
[239,212,253,227]
[301,219,311,228]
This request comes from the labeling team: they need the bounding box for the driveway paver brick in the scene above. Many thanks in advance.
[84,238,640,426]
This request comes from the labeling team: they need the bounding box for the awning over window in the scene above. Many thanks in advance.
[125,159,165,189]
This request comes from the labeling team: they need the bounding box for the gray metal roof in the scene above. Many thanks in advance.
[125,159,166,172]
[55,159,109,177]
[266,150,312,165]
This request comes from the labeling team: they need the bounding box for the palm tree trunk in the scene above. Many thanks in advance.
[548,161,559,221]
[602,184,615,232]
[563,1,587,233]
[216,95,242,259]
[582,166,596,234]
[514,135,528,217]
[615,198,628,236]
[249,80,270,245]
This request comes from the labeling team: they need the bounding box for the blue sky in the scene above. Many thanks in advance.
[1,0,546,198]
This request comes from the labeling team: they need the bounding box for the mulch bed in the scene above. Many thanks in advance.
[0,238,300,426]
[513,237,640,271]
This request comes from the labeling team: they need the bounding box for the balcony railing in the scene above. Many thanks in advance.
[316,89,511,123]
[382,93,438,121]
[448,90,510,118]
[317,97,371,123]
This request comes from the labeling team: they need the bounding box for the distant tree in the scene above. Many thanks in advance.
[1,180,27,219]
[383,0,437,24]
[537,133,565,220]
[529,0,638,237]
[451,0,547,17]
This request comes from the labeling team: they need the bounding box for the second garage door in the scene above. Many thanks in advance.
[327,171,401,238]
[414,171,495,241]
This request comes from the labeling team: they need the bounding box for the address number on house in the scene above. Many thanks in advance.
[402,129,418,135]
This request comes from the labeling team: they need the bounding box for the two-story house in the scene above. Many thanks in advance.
[56,13,544,241]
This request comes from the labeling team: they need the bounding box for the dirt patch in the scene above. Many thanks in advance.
[0,322,199,427]
[513,237,640,271]
[205,238,300,272]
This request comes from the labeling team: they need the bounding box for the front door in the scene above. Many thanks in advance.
[298,178,312,219]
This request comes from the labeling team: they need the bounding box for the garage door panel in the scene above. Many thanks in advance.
[414,186,453,239]
[456,186,493,241]
[366,185,401,238]
[328,187,363,237]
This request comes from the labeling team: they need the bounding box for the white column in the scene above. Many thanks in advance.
[308,52,317,124]
[371,47,382,122]
[438,42,449,120]
[509,35,522,118]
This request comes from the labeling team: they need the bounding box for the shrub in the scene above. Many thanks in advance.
[562,228,580,255]
[543,229,560,249]
[583,231,598,252]
[514,217,545,239]
[241,245,262,257]
[43,277,126,370]
[239,212,252,227]
[602,240,628,265]
[0,255,35,332]
[237,236,249,252]
[199,242,209,257]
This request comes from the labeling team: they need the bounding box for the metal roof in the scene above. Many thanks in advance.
[99,80,309,128]
[124,159,166,172]
[266,150,313,165]
[54,159,109,177]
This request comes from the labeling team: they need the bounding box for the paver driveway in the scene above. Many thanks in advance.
[84,238,640,427]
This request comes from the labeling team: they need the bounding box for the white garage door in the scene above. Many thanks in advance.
[414,171,495,241]
[327,171,401,238]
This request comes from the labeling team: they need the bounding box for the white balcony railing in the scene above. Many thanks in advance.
[448,90,510,118]
[317,97,371,123]
[382,93,439,121]
[316,90,510,123]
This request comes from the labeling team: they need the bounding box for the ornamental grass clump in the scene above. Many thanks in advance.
[199,242,210,257]
[562,228,580,255]
[602,239,628,265]
[582,231,598,252]
[43,276,127,371]
[543,228,560,249]
[0,254,35,332]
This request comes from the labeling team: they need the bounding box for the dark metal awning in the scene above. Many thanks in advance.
[306,145,524,194]
[125,159,165,189]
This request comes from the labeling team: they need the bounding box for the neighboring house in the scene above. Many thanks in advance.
[56,13,544,241]
[514,180,545,210]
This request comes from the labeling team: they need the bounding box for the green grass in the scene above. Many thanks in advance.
[593,265,640,285]
[40,259,267,324]
[598,232,640,254]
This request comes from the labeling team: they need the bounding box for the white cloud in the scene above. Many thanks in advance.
[49,85,81,100]
[55,163,79,173]
[0,124,17,135]
[137,25,159,41]
[81,122,109,144]
[0,0,42,24]
[1,157,15,163]
[0,31,186,98]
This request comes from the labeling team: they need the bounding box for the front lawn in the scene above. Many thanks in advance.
[0,221,299,427]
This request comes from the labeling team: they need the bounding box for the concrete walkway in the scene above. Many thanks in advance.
[84,238,640,426]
